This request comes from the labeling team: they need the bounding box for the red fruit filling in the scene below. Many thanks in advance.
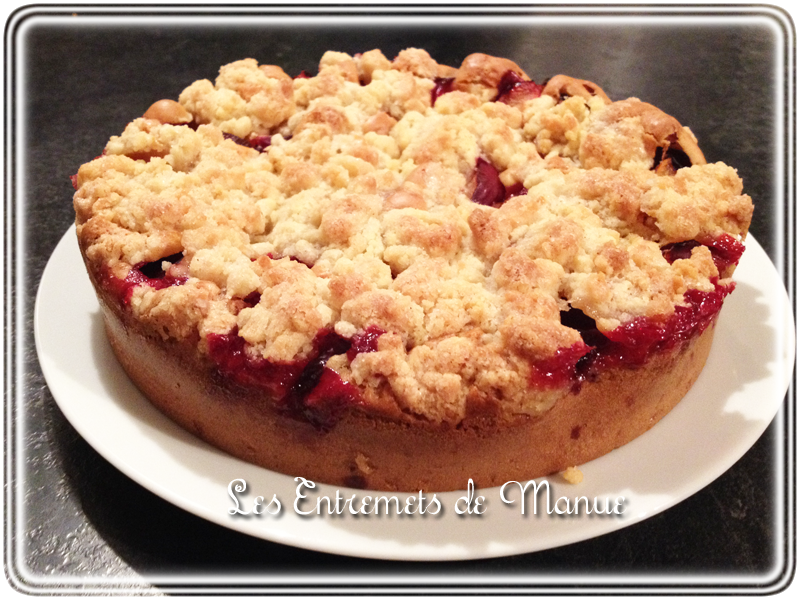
[662,234,745,273]
[346,325,386,361]
[301,368,363,430]
[661,240,699,263]
[223,132,272,153]
[102,252,188,305]
[601,282,733,364]
[530,341,592,388]
[652,144,692,172]
[241,291,262,308]
[471,158,507,206]
[206,328,306,400]
[206,325,386,429]
[504,181,528,199]
[699,234,746,272]
[495,70,543,104]
[249,135,272,152]
[470,158,529,206]
[281,329,358,430]
[550,281,734,390]
[431,76,455,105]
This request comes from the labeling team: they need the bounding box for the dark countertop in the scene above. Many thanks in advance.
[7,6,793,594]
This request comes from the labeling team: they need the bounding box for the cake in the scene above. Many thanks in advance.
[71,48,753,492]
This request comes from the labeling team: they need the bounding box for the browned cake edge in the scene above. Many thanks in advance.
[96,275,715,493]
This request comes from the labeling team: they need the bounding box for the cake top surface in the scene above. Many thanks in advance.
[73,48,753,424]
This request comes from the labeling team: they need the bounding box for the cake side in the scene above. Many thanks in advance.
[97,273,717,492]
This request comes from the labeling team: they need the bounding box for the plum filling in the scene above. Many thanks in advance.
[652,144,692,174]
[495,70,544,104]
[223,132,272,152]
[433,70,544,106]
[206,328,306,399]
[281,330,358,430]
[301,368,363,430]
[431,77,455,105]
[470,158,529,206]
[549,281,734,391]
[662,234,745,273]
[102,252,188,305]
[249,135,273,152]
[702,234,746,270]
[602,282,732,363]
[471,158,506,206]
[241,291,262,308]
[346,325,386,360]
[504,181,528,199]
[206,325,385,429]
[136,252,184,279]
[661,240,699,263]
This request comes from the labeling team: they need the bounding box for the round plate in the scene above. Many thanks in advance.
[34,226,793,561]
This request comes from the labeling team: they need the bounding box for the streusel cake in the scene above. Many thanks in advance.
[72,48,753,491]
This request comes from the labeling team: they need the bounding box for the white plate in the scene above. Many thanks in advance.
[34,226,794,561]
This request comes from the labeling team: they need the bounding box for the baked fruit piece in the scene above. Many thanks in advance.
[72,48,753,492]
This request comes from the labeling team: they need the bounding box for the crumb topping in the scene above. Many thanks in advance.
[74,48,753,424]
[562,466,584,484]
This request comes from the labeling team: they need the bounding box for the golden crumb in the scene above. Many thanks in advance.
[562,466,584,484]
